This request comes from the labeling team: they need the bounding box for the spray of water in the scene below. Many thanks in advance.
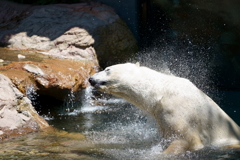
[72,86,167,159]
[26,84,38,105]
[78,39,223,159]
[67,86,108,114]
[129,39,217,93]
[37,37,225,159]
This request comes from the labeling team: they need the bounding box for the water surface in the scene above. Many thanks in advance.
[1,86,240,160]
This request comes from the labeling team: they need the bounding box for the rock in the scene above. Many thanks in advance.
[23,64,45,76]
[0,1,30,31]
[0,74,49,141]
[95,19,138,67]
[0,49,98,100]
[18,54,26,59]
[0,1,138,68]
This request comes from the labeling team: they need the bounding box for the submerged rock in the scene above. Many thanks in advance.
[0,74,49,141]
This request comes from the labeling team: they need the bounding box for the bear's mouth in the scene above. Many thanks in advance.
[88,77,107,88]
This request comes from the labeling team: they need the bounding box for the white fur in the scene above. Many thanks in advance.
[90,63,240,154]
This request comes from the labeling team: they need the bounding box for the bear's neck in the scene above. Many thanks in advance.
[111,67,170,114]
[112,81,164,114]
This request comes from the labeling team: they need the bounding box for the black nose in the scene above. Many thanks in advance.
[88,77,96,86]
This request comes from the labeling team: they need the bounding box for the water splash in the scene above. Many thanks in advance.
[67,86,102,114]
[75,86,164,159]
[67,86,126,114]
[82,97,164,159]
[80,86,97,112]
[26,84,38,105]
[130,39,217,93]
[64,90,76,112]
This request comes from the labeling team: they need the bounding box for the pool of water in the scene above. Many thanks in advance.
[1,86,240,160]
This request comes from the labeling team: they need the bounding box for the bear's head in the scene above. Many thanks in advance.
[89,63,140,94]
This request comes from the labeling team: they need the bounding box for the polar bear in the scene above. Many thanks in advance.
[88,63,240,154]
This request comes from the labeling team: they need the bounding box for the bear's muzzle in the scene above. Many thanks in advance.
[89,77,107,88]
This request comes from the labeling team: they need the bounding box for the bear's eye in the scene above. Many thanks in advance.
[105,68,110,72]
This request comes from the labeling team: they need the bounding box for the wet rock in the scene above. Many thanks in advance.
[23,64,45,76]
[0,50,98,100]
[18,54,26,59]
[0,74,49,141]
[0,1,138,68]
[95,19,138,67]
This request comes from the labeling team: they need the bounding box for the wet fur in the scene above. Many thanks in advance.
[89,63,240,154]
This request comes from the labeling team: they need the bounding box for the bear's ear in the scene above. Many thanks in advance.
[135,62,140,67]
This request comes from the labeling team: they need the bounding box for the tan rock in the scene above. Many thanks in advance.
[0,50,98,100]
[0,74,49,141]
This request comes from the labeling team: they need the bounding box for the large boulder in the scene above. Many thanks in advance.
[0,48,97,100]
[0,74,49,141]
[0,1,138,68]
[0,0,138,101]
